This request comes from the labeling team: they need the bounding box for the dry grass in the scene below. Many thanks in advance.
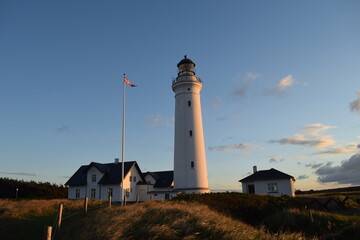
[0,199,102,218]
[59,201,310,240]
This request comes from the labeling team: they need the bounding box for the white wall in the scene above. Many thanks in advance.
[173,75,209,193]
[86,166,104,200]
[100,184,121,202]
[242,179,295,196]
[68,186,86,199]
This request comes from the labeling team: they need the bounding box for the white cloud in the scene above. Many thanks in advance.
[244,72,260,80]
[148,115,173,127]
[212,97,222,109]
[0,171,37,176]
[56,125,70,133]
[314,143,359,155]
[233,72,260,98]
[349,91,360,114]
[275,74,295,91]
[208,143,253,152]
[315,154,360,185]
[269,123,336,150]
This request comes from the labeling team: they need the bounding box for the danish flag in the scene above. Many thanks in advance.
[124,76,137,87]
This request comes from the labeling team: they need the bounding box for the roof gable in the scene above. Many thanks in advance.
[65,165,87,186]
[239,168,295,182]
[65,161,145,186]
[144,171,174,188]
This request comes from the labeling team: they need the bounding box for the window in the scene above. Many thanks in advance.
[189,130,193,137]
[165,194,170,199]
[191,161,194,168]
[75,189,80,198]
[130,176,132,181]
[91,188,96,199]
[187,88,190,91]
[188,101,191,107]
[133,176,137,182]
[268,183,278,193]
[108,188,113,198]
[92,174,96,182]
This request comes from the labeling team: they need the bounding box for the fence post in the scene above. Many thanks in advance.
[136,195,139,203]
[57,204,63,232]
[108,196,112,208]
[43,226,52,240]
[84,197,89,216]
[309,209,314,223]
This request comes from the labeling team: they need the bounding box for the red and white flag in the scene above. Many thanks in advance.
[124,76,137,87]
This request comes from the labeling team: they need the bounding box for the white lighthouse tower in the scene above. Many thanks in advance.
[172,56,210,193]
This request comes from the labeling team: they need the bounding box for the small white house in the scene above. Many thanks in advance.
[65,159,174,202]
[239,166,296,197]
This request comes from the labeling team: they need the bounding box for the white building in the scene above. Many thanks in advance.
[172,56,210,194]
[65,160,175,202]
[239,166,296,197]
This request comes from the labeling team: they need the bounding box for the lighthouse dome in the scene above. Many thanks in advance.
[177,55,196,67]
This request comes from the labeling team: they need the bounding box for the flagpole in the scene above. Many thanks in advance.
[121,73,126,207]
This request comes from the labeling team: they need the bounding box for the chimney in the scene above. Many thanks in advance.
[115,158,119,164]
[253,166,258,173]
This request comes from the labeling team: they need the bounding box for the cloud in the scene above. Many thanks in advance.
[233,72,260,98]
[208,143,253,152]
[264,74,296,95]
[56,125,70,133]
[275,75,295,91]
[212,97,222,109]
[349,91,360,114]
[297,175,309,180]
[313,143,359,155]
[148,115,173,127]
[216,113,241,121]
[315,154,360,185]
[269,155,284,163]
[0,171,36,176]
[305,163,324,169]
[269,123,335,149]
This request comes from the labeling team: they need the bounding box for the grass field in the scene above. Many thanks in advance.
[1,190,359,240]
[0,199,102,240]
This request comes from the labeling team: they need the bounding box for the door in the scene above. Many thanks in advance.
[248,184,255,194]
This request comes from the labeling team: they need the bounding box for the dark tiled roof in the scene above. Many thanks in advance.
[65,165,87,186]
[239,168,295,182]
[145,171,174,188]
[65,161,145,186]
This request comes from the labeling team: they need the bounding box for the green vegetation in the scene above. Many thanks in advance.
[0,177,67,199]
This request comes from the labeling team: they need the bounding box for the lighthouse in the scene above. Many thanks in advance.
[172,56,210,193]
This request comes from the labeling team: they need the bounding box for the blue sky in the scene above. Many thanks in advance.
[1,1,359,191]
